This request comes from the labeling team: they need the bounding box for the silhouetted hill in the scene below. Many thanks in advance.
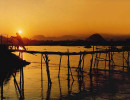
[86,33,106,42]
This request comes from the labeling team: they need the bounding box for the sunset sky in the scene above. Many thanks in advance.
[0,0,130,38]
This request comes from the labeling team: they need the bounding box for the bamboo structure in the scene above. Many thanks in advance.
[1,45,129,99]
[10,45,130,85]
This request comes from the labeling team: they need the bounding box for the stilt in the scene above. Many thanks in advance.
[89,74,93,92]
[105,51,108,70]
[67,51,70,81]
[94,53,98,68]
[13,74,22,98]
[127,51,130,70]
[58,76,62,98]
[41,60,43,100]
[67,50,74,81]
[46,82,52,100]
[44,54,52,84]
[21,67,24,99]
[108,50,111,71]
[96,53,101,69]
[41,53,43,100]
[58,55,62,77]
[123,51,125,71]
[67,50,70,96]
[77,53,82,71]
[90,46,94,74]
[82,54,85,71]
[41,54,43,70]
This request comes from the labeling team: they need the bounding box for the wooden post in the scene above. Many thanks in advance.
[108,50,111,71]
[82,54,85,71]
[41,54,43,70]
[67,51,70,81]
[128,51,130,70]
[105,51,108,70]
[20,69,22,90]
[46,82,52,100]
[58,75,62,98]
[58,55,62,77]
[13,74,22,98]
[123,51,125,71]
[94,53,97,68]
[41,54,43,99]
[67,50,74,81]
[67,50,70,95]
[41,55,43,100]
[21,67,24,98]
[96,53,101,69]
[90,46,94,74]
[44,54,52,84]
[77,53,82,71]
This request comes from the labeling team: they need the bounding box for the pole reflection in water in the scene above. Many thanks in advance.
[13,51,25,100]
[46,82,52,100]
[58,76,62,99]
[41,54,43,100]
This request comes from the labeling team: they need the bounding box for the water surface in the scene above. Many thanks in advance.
[1,46,130,100]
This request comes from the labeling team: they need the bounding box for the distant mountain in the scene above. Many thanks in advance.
[32,35,45,40]
[59,35,79,40]
[86,33,106,43]
[32,35,81,41]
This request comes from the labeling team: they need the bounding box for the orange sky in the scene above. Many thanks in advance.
[0,0,130,38]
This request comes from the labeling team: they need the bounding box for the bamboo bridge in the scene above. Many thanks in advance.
[10,46,130,85]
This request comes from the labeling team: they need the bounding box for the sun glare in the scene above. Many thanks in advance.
[19,46,23,50]
[18,30,22,34]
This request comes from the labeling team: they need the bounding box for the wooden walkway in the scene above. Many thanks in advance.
[9,46,130,86]
[10,48,130,55]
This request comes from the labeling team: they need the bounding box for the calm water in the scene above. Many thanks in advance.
[1,46,130,100]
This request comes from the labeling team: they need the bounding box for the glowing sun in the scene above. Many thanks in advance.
[18,30,22,34]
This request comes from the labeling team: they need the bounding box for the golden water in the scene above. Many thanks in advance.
[1,46,130,100]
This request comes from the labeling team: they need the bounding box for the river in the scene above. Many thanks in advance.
[1,46,130,100]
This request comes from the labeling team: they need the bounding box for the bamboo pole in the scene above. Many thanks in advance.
[58,55,62,77]
[82,54,85,71]
[108,50,111,71]
[96,53,101,69]
[128,51,130,70]
[90,46,94,74]
[128,51,129,67]
[94,53,98,68]
[41,54,43,70]
[77,53,82,71]
[123,51,125,71]
[41,60,43,100]
[13,74,22,98]
[67,51,70,81]
[21,67,24,98]
[67,50,74,81]
[105,51,108,70]
[44,54,52,84]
